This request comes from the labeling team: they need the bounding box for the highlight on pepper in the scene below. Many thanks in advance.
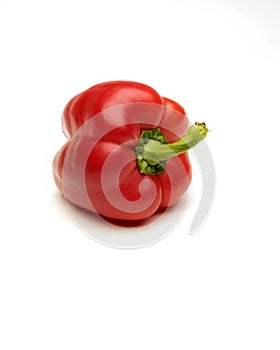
[52,81,209,221]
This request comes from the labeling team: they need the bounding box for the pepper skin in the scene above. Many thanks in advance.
[53,81,207,221]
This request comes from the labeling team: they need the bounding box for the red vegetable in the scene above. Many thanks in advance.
[53,81,208,221]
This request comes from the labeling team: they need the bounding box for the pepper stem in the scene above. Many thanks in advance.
[135,122,209,175]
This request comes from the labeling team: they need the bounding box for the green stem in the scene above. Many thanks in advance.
[135,122,209,175]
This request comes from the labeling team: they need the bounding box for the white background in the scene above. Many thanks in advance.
[1,0,280,349]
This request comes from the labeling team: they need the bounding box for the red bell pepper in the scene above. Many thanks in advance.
[53,81,208,221]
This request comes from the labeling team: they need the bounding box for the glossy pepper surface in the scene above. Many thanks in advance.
[53,81,208,220]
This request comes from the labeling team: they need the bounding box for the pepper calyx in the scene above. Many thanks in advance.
[135,128,168,175]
